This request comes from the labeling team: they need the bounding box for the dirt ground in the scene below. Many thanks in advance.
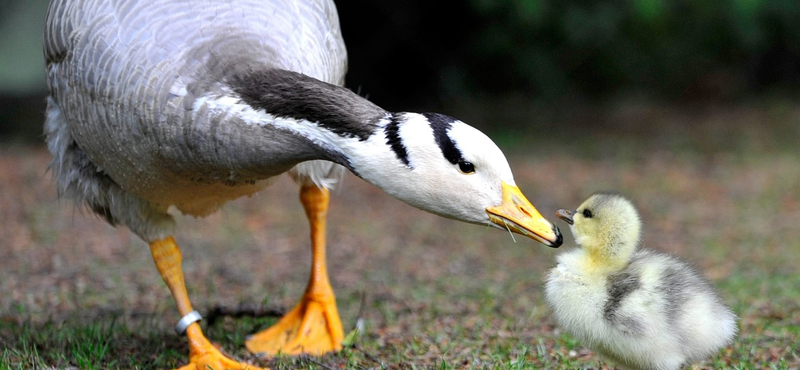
[1,101,799,368]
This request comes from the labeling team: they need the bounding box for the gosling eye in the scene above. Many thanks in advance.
[582,208,593,218]
[457,161,476,174]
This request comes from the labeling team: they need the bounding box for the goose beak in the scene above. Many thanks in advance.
[556,209,575,225]
[486,182,563,248]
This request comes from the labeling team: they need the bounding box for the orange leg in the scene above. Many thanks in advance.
[150,237,265,370]
[245,185,344,356]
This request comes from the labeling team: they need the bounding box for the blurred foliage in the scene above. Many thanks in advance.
[3,0,800,141]
[0,0,49,143]
[0,0,49,94]
[2,0,799,102]
[463,0,800,100]
[340,0,800,106]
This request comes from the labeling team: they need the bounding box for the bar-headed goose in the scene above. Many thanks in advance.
[43,0,562,368]
[545,192,736,370]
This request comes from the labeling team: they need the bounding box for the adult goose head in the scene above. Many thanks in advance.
[43,0,561,367]
[229,68,561,245]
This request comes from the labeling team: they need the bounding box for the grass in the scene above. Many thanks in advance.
[1,99,799,369]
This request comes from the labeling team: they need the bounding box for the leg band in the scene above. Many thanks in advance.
[175,310,202,335]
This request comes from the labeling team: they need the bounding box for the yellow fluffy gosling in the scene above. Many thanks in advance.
[545,192,737,370]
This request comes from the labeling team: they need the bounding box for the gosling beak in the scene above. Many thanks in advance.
[556,209,575,225]
[486,182,562,248]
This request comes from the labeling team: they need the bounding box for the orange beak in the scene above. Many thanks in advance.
[486,182,562,248]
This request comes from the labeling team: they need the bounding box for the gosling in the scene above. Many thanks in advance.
[544,192,737,370]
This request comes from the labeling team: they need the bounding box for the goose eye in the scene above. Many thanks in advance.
[457,161,476,174]
[582,209,593,218]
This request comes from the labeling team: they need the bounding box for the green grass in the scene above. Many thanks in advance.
[4,289,795,370]
[0,318,159,369]
[1,100,799,369]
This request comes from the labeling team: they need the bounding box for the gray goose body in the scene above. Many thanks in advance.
[45,0,359,240]
[43,0,562,364]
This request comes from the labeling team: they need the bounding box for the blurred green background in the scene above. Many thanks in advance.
[1,2,798,368]
[2,0,799,143]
